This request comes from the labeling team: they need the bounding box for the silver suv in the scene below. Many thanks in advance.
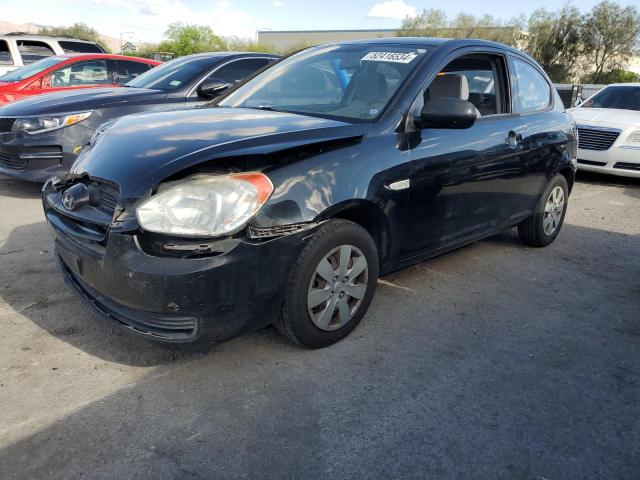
[0,33,105,76]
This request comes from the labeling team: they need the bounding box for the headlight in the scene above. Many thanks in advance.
[12,111,92,134]
[136,173,274,237]
[625,130,640,143]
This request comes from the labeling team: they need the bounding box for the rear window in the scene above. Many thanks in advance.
[0,40,12,65]
[17,40,55,64]
[59,41,104,54]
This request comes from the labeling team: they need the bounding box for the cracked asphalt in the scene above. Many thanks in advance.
[0,172,638,479]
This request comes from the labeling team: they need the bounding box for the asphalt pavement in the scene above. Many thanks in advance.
[0,172,638,479]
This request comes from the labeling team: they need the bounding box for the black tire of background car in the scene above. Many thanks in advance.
[276,219,379,348]
[518,174,569,248]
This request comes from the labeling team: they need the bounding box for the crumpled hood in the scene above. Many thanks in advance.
[73,107,368,197]
[569,107,640,129]
[0,87,165,116]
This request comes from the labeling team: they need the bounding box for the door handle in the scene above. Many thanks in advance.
[506,131,523,149]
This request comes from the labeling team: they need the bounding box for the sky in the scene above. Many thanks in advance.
[0,0,636,44]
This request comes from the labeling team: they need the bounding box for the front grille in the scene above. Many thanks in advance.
[577,159,607,167]
[98,183,119,213]
[0,151,26,170]
[0,117,16,133]
[577,126,620,151]
[614,162,640,171]
[248,223,313,239]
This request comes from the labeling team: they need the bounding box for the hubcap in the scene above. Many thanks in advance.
[543,186,565,236]
[307,245,369,331]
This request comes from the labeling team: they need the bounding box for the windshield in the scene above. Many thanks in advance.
[582,86,640,111]
[125,56,215,91]
[0,56,66,82]
[218,44,431,121]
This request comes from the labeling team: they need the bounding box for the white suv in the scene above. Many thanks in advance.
[0,34,105,76]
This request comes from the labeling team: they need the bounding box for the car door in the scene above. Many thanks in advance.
[402,50,523,258]
[40,59,117,94]
[500,55,560,222]
[185,57,274,105]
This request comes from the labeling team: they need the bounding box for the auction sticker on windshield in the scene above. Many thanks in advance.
[362,52,418,63]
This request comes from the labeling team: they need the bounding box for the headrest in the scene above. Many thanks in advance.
[429,74,469,101]
[352,72,387,103]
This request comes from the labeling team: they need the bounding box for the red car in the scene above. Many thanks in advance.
[0,54,161,105]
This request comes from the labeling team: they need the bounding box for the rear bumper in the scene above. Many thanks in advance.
[47,193,311,342]
[577,146,640,178]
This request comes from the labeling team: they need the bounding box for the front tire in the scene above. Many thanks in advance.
[276,219,379,348]
[518,174,569,247]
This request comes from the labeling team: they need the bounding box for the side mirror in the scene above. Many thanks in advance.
[197,78,231,98]
[417,97,477,129]
[574,96,584,107]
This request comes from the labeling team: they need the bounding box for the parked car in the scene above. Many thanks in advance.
[0,52,279,181]
[0,53,161,105]
[569,83,640,178]
[0,33,106,76]
[43,38,577,348]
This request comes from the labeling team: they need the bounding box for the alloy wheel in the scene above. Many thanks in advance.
[543,185,565,236]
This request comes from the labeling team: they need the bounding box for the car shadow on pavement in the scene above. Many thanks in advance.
[0,175,44,199]
[0,220,639,479]
[575,171,640,200]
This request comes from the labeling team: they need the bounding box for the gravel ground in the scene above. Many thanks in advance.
[0,172,638,480]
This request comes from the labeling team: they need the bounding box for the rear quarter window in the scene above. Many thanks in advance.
[58,41,104,54]
[17,40,55,64]
[512,58,551,114]
[0,40,12,65]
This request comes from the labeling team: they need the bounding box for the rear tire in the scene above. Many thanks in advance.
[518,174,569,247]
[276,219,379,348]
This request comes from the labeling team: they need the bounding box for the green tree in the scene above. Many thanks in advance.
[581,1,640,83]
[397,10,525,47]
[223,37,276,54]
[158,22,226,56]
[526,5,583,82]
[397,9,448,37]
[38,23,110,53]
[581,68,640,84]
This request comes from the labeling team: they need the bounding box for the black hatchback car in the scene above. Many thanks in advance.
[43,38,577,348]
[0,52,278,181]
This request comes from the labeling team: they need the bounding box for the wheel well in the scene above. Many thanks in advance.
[330,207,388,266]
[559,167,575,193]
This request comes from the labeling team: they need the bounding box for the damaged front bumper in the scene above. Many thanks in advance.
[44,179,314,343]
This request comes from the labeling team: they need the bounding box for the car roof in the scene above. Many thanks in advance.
[0,34,98,43]
[179,51,281,59]
[46,53,161,63]
[321,36,524,54]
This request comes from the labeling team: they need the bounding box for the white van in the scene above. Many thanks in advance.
[0,34,105,76]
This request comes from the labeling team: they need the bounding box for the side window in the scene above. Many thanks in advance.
[49,60,110,87]
[512,58,551,113]
[17,40,55,64]
[422,53,507,117]
[0,40,12,65]
[58,41,103,54]
[115,60,152,85]
[209,58,272,85]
